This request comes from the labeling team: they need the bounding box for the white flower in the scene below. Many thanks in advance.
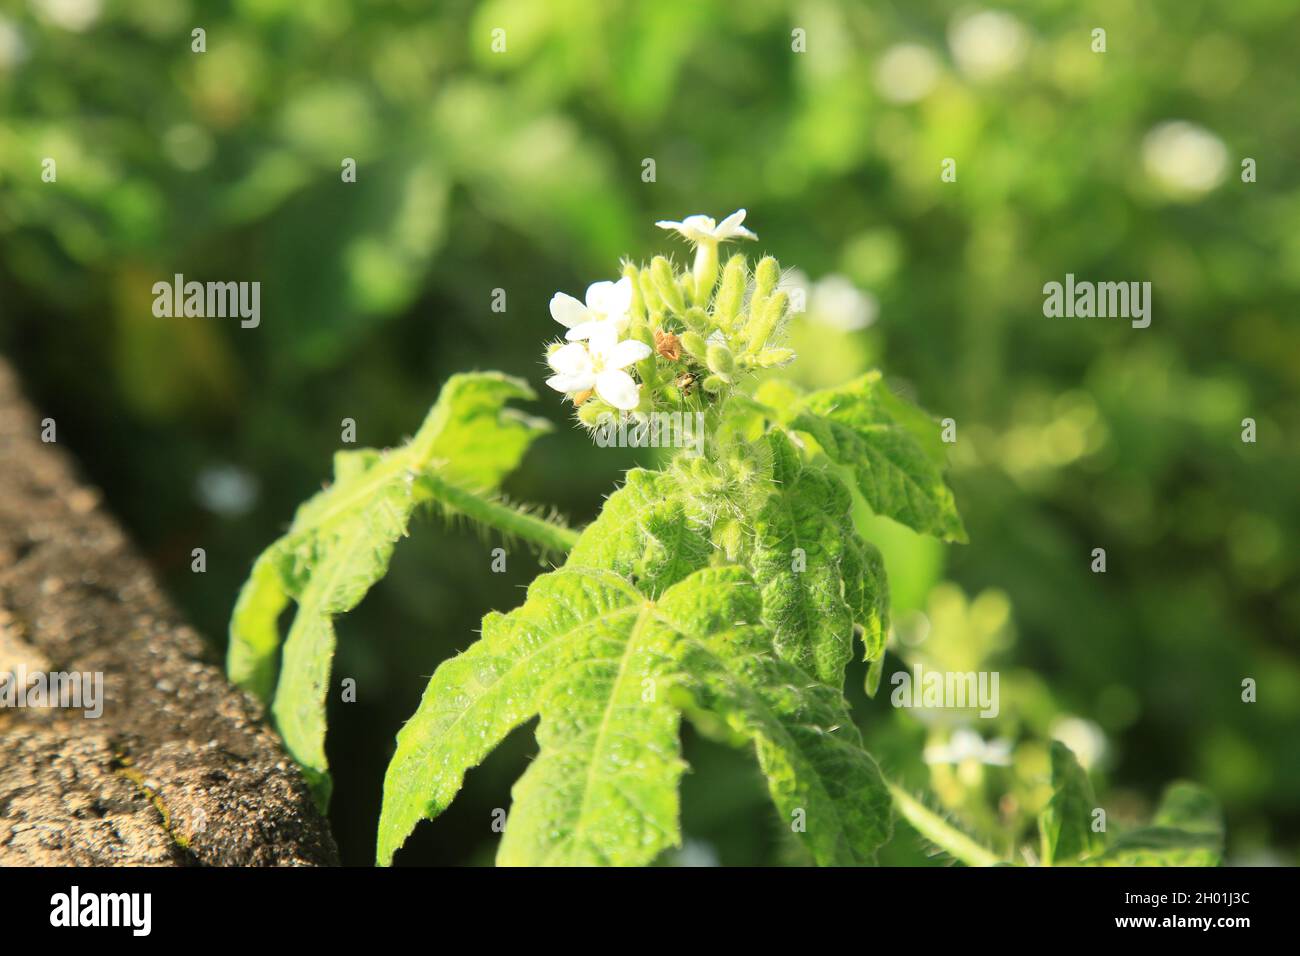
[948,10,1028,82]
[1142,121,1228,199]
[655,209,757,300]
[545,323,651,411]
[923,728,1013,767]
[655,209,757,245]
[549,276,633,341]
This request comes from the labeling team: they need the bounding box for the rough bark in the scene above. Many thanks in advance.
[0,358,338,865]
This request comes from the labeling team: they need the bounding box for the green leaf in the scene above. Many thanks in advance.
[842,533,889,664]
[672,569,894,865]
[744,431,890,687]
[748,432,855,685]
[494,570,695,866]
[1153,781,1223,836]
[1039,741,1106,865]
[227,372,550,806]
[791,371,967,543]
[378,550,892,866]
[379,565,736,867]
[565,468,713,596]
[1085,827,1223,867]
[1084,782,1223,867]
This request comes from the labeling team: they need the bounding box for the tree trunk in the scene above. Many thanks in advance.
[0,359,337,865]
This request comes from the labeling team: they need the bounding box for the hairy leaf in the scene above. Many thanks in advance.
[227,372,550,805]
[671,571,894,864]
[749,432,855,685]
[745,431,890,687]
[380,565,728,866]
[790,371,966,543]
[565,468,713,595]
[1039,741,1107,865]
[379,554,892,866]
[1084,782,1223,866]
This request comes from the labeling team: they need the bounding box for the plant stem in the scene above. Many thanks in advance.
[886,779,1003,867]
[419,473,580,555]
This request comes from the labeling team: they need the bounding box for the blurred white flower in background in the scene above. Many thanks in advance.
[924,728,1013,766]
[876,43,941,104]
[948,9,1029,82]
[785,270,878,332]
[31,0,103,32]
[671,839,721,867]
[1051,716,1108,770]
[195,464,259,517]
[810,275,878,332]
[1142,120,1229,199]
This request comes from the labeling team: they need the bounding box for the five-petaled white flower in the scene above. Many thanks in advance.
[545,322,651,411]
[549,276,634,342]
[655,209,758,245]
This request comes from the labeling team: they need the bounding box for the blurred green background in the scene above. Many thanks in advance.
[1,0,1297,866]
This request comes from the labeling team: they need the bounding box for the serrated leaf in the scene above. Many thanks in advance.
[1084,782,1223,867]
[749,432,855,685]
[227,372,549,806]
[379,554,892,866]
[791,371,967,543]
[842,533,889,663]
[671,569,893,864]
[494,571,695,866]
[746,431,890,688]
[566,468,712,595]
[1084,827,1223,867]
[380,565,731,866]
[1039,741,1106,865]
[1153,781,1222,836]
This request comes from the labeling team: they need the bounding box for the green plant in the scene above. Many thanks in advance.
[228,211,1222,867]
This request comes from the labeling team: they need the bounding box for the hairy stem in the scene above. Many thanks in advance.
[419,473,580,555]
[886,779,1002,867]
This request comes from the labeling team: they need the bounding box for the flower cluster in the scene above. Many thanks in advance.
[543,209,795,426]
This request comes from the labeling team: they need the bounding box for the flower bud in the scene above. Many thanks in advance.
[680,330,708,361]
[756,347,796,367]
[715,519,744,561]
[701,374,727,394]
[748,256,780,327]
[638,268,663,313]
[577,400,613,428]
[713,255,746,329]
[682,306,710,336]
[746,290,789,351]
[622,262,646,325]
[754,256,780,301]
[650,256,686,314]
[706,342,736,381]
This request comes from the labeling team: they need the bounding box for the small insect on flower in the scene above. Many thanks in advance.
[674,371,697,396]
[654,329,682,361]
[545,323,651,411]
